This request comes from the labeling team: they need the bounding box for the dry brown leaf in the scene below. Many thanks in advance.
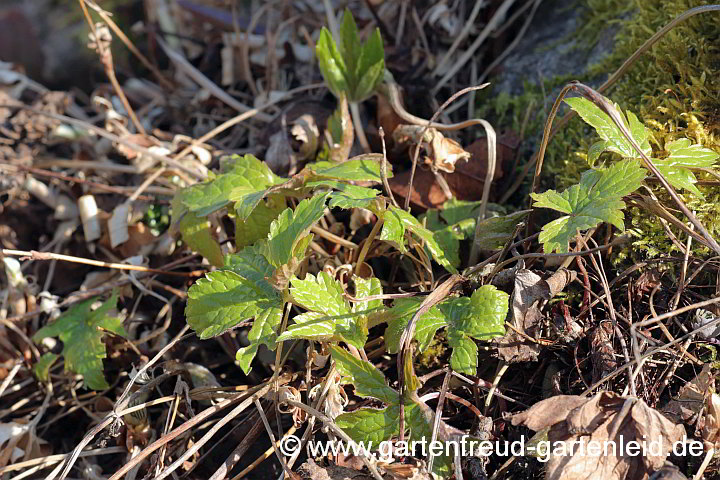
[662,364,713,425]
[701,392,720,448]
[511,391,685,480]
[590,321,617,385]
[496,268,576,363]
[297,459,375,480]
[392,125,470,174]
[387,136,509,211]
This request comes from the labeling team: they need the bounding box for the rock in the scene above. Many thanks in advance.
[0,0,94,90]
[491,0,620,96]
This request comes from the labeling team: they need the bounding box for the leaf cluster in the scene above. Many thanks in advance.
[316,9,385,102]
[532,96,718,253]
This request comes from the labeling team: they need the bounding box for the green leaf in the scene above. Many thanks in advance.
[380,206,406,252]
[280,272,367,348]
[653,161,704,197]
[339,8,360,85]
[353,54,385,103]
[309,154,390,183]
[235,194,286,249]
[531,159,646,253]
[186,269,282,339]
[330,345,397,404]
[352,275,383,315]
[447,330,478,374]
[266,193,329,267]
[357,28,385,84]
[666,138,720,166]
[565,97,650,159]
[390,286,509,375]
[461,285,509,338]
[336,405,400,445]
[440,198,482,226]
[652,138,720,198]
[171,195,224,267]
[33,294,125,390]
[307,180,379,210]
[440,292,508,375]
[384,298,447,354]
[587,140,610,165]
[431,225,462,268]
[33,352,58,383]
[405,403,453,477]
[291,272,349,316]
[236,307,283,374]
[277,311,367,349]
[317,8,385,102]
[316,27,348,98]
[181,155,284,217]
[473,210,530,251]
[382,206,457,273]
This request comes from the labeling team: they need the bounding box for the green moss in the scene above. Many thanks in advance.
[416,334,447,370]
[591,0,720,261]
[484,0,720,262]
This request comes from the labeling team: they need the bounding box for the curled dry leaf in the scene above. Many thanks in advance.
[392,125,470,174]
[309,372,348,421]
[511,391,685,480]
[388,136,509,211]
[496,268,576,363]
[291,114,321,161]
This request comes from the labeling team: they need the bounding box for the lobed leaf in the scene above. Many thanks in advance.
[381,206,457,273]
[352,275,383,315]
[384,298,448,354]
[235,194,286,249]
[473,210,530,251]
[33,353,58,383]
[290,272,349,316]
[307,180,379,210]
[236,307,283,374]
[531,159,645,253]
[33,294,125,390]
[565,97,650,160]
[652,138,720,198]
[186,269,282,339]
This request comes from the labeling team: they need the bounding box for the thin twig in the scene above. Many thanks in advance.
[2,249,201,277]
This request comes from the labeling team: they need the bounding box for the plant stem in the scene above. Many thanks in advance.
[350,101,371,153]
[355,218,384,273]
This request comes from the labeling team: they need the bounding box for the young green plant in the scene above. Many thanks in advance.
[316,8,385,153]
